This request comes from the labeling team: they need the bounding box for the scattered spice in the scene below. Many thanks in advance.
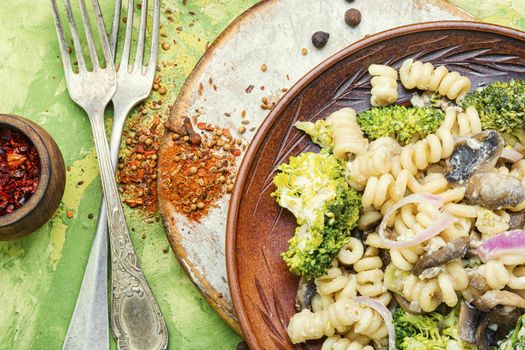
[261,64,267,72]
[162,42,171,50]
[159,118,239,221]
[88,213,94,219]
[237,126,246,134]
[245,85,254,94]
[312,31,330,48]
[67,210,74,218]
[0,129,40,216]
[301,47,308,55]
[117,114,162,216]
[345,8,361,27]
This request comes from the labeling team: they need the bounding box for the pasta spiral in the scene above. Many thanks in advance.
[453,106,482,137]
[362,172,449,209]
[316,267,349,296]
[399,59,471,100]
[312,293,335,312]
[479,260,510,290]
[337,237,365,266]
[355,247,392,305]
[393,261,468,312]
[390,245,424,271]
[347,137,401,190]
[369,64,398,107]
[322,336,373,350]
[287,298,386,343]
[401,274,442,312]
[327,108,368,159]
[475,208,510,239]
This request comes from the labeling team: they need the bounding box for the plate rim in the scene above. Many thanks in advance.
[226,20,525,349]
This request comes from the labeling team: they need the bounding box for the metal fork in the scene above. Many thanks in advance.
[51,1,167,349]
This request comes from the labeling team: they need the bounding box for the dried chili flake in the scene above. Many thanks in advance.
[0,128,40,216]
[158,118,239,221]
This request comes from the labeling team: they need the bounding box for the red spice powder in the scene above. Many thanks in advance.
[0,128,40,216]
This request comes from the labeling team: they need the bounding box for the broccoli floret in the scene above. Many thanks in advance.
[295,120,334,151]
[461,79,525,144]
[272,152,362,279]
[357,105,445,145]
[499,314,525,349]
[394,307,477,350]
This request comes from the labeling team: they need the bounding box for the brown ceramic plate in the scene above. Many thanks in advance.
[226,21,525,349]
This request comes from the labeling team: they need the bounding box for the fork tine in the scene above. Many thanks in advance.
[119,0,135,70]
[133,0,148,71]
[77,0,99,68]
[63,0,87,71]
[109,0,122,58]
[90,0,114,67]
[146,0,160,75]
[51,0,74,75]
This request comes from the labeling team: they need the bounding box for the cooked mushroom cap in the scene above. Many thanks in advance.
[445,130,503,184]
[465,172,525,209]
[472,290,525,312]
[412,237,469,276]
[509,211,525,230]
[459,301,483,344]
[295,278,316,311]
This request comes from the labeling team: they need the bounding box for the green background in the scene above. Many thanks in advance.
[0,0,523,349]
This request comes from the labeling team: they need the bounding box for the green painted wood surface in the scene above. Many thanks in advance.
[0,1,523,349]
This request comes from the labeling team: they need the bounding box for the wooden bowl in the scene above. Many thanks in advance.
[0,114,66,240]
[226,21,525,349]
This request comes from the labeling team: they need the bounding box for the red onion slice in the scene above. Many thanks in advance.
[378,193,454,248]
[477,229,525,262]
[355,296,395,350]
[501,148,524,163]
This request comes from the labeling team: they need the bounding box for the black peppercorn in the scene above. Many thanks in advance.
[345,8,361,27]
[345,0,355,2]
[311,31,330,48]
[237,341,249,350]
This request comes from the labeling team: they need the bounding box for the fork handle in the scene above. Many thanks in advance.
[90,110,168,350]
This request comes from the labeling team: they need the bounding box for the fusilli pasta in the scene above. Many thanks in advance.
[347,137,401,190]
[327,108,369,159]
[322,335,373,350]
[287,298,386,343]
[354,247,392,305]
[369,64,398,107]
[399,59,471,100]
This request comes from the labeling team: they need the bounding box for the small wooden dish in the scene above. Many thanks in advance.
[226,21,525,349]
[0,114,66,240]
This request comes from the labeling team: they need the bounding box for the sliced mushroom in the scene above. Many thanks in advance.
[475,315,497,350]
[472,290,525,312]
[465,171,525,209]
[467,269,490,294]
[488,306,521,339]
[509,211,525,230]
[445,130,504,184]
[459,301,484,344]
[412,237,469,276]
[295,278,316,311]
